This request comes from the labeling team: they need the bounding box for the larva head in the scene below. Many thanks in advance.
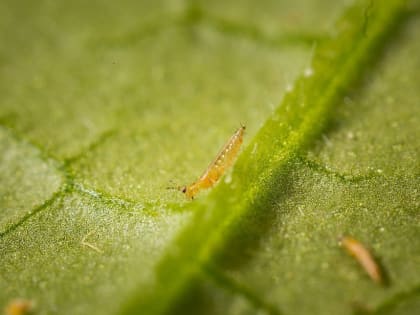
[182,185,197,199]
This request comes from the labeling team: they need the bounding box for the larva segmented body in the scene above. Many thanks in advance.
[182,125,245,199]
[340,236,382,284]
[5,299,33,315]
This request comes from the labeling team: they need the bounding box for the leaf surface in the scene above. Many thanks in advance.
[0,1,418,315]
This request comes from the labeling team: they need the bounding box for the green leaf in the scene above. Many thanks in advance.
[1,1,418,315]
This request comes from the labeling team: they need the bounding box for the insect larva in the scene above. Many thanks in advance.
[81,230,103,253]
[340,236,382,284]
[181,125,246,199]
[5,299,33,315]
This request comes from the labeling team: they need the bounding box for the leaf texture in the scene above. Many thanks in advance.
[0,1,418,315]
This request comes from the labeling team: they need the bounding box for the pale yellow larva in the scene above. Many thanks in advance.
[340,236,383,284]
[181,125,245,199]
[5,299,33,315]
